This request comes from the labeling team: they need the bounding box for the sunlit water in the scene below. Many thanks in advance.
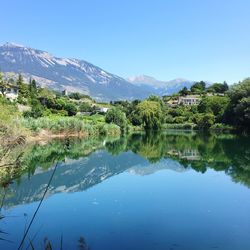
[0,131,250,250]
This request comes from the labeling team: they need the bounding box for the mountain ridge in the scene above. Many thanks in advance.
[1,43,195,100]
[127,74,194,92]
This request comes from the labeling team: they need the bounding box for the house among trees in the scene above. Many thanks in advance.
[178,95,201,105]
[167,95,201,107]
[96,107,110,113]
[0,84,19,101]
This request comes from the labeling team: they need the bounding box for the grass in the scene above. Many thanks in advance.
[210,123,235,132]
[163,123,195,130]
[0,98,29,144]
[21,115,120,136]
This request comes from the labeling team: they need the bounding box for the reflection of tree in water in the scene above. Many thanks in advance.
[105,136,128,155]
[0,131,250,191]
[0,137,108,189]
[111,131,250,188]
[127,132,166,163]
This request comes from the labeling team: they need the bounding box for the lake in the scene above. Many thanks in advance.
[0,131,250,250]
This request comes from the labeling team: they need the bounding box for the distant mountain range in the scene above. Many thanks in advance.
[127,75,194,96]
[0,42,195,101]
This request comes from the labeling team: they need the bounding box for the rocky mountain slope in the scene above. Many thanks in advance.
[0,43,195,100]
[0,43,153,101]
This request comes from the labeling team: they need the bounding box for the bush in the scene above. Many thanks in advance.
[195,113,215,130]
[105,108,127,133]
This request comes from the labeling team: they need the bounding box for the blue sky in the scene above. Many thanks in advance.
[1,0,250,83]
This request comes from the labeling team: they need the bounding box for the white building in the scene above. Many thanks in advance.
[98,107,110,113]
[178,95,201,105]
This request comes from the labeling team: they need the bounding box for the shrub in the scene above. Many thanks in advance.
[195,113,215,130]
[105,108,127,133]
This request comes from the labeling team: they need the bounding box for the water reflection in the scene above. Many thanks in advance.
[107,131,250,187]
[0,131,250,249]
[1,131,250,207]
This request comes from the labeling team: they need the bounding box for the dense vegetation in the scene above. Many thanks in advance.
[0,72,250,141]
[111,79,249,132]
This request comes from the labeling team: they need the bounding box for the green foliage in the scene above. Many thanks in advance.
[190,81,206,93]
[129,110,143,126]
[23,99,45,118]
[210,123,234,132]
[198,96,229,122]
[0,72,6,96]
[41,96,78,116]
[22,116,92,133]
[29,79,38,99]
[1,71,250,136]
[105,108,127,133]
[207,82,229,93]
[68,92,92,100]
[79,102,93,112]
[16,74,24,86]
[0,98,25,139]
[179,87,189,96]
[17,75,30,104]
[135,100,163,130]
[65,102,78,116]
[21,115,120,137]
[195,113,215,130]
[225,78,250,130]
[163,123,194,130]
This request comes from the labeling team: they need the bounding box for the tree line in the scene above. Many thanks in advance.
[0,72,250,133]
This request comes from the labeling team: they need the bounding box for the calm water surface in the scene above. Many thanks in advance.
[0,131,250,250]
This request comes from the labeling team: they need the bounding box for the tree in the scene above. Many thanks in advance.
[0,72,7,96]
[16,74,24,86]
[179,87,189,96]
[29,79,38,99]
[24,99,44,118]
[225,78,250,130]
[79,102,92,112]
[195,113,215,130]
[198,96,229,122]
[16,74,30,104]
[105,108,127,133]
[190,81,206,93]
[135,100,163,130]
[207,82,229,93]
[65,102,77,116]
[68,92,81,100]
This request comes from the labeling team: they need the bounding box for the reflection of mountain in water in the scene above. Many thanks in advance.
[5,150,187,208]
[5,150,142,207]
[2,131,250,208]
[128,158,189,176]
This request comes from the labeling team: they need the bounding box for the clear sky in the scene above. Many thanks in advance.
[1,0,250,83]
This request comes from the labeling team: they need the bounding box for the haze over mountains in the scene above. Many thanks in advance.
[0,43,194,101]
[127,75,194,94]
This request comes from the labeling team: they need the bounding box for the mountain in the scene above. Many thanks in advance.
[127,75,194,95]
[0,43,153,101]
[0,43,197,100]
